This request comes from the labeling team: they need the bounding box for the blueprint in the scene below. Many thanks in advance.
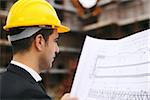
[71,29,150,100]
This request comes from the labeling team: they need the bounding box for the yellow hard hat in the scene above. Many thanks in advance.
[3,0,70,33]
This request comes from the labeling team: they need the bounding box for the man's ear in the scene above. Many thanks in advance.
[34,34,45,51]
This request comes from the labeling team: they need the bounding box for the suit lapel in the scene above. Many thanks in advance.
[7,63,37,84]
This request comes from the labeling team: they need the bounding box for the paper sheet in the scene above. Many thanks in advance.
[71,29,150,100]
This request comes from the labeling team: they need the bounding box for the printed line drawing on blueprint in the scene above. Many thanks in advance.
[71,29,150,100]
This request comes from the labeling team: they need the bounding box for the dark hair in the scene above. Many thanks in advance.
[9,27,53,54]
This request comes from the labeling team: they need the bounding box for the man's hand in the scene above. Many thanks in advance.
[61,93,78,100]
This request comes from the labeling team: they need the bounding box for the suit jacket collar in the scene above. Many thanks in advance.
[7,63,37,84]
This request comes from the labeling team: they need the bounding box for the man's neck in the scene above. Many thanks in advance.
[13,52,40,74]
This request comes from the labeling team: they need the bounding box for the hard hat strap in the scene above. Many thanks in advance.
[8,27,42,42]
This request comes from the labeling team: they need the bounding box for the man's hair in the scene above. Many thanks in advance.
[9,27,53,54]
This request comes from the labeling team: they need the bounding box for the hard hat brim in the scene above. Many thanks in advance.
[4,24,70,33]
[57,24,70,33]
[3,24,70,33]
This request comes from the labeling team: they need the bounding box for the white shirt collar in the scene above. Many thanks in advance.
[10,60,42,82]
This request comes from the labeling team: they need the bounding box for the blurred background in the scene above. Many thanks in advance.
[0,0,149,99]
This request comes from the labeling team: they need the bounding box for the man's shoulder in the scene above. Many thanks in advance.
[1,64,52,100]
[1,68,27,83]
[1,69,34,91]
[1,71,51,100]
[1,65,36,94]
[1,63,36,83]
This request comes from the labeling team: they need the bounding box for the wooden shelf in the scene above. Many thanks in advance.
[0,39,11,46]
[48,69,69,74]
[59,46,80,53]
[0,68,6,73]
[0,39,80,53]
[0,67,69,74]
[0,10,8,18]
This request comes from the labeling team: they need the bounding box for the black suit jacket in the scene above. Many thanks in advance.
[0,63,52,100]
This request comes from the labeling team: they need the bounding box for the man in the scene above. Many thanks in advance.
[0,0,77,100]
